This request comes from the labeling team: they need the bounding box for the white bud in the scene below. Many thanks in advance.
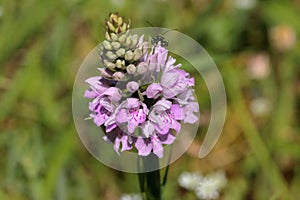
[113,71,125,80]
[125,36,132,46]
[126,81,139,93]
[133,49,142,61]
[121,23,128,31]
[110,33,118,41]
[131,34,138,47]
[105,32,111,41]
[126,64,136,74]
[103,40,112,50]
[117,17,123,26]
[118,34,127,43]
[116,48,125,57]
[125,51,134,60]
[137,62,147,74]
[106,51,117,60]
[116,59,125,69]
[107,63,116,70]
[111,41,121,50]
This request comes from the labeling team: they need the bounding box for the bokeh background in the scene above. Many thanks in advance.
[0,0,300,199]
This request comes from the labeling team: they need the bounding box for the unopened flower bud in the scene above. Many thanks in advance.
[103,59,110,66]
[121,23,128,32]
[116,59,125,69]
[107,63,116,71]
[125,36,132,46]
[131,34,138,47]
[111,14,118,24]
[126,81,139,93]
[118,34,127,43]
[107,21,115,32]
[126,64,136,74]
[110,33,118,41]
[111,41,121,50]
[106,51,117,60]
[133,49,142,61]
[125,51,134,60]
[137,62,147,74]
[103,40,112,50]
[116,48,125,57]
[117,17,123,26]
[113,71,125,80]
[98,68,113,79]
[105,32,111,41]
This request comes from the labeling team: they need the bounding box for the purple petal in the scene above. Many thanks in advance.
[159,132,176,145]
[183,102,199,124]
[171,104,184,120]
[101,87,122,102]
[145,83,162,99]
[153,98,172,112]
[171,120,181,133]
[116,109,129,123]
[114,137,121,155]
[140,121,155,137]
[126,98,140,108]
[106,123,117,132]
[93,114,106,126]
[121,135,132,152]
[85,76,109,94]
[128,121,138,133]
[184,113,198,124]
[126,81,139,93]
[152,137,163,158]
[135,137,152,156]
[136,109,147,123]
[84,90,97,98]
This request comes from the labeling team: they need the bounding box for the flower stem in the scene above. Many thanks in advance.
[139,154,161,200]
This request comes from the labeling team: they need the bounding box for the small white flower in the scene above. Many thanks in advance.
[250,97,271,116]
[233,0,256,10]
[195,177,220,200]
[246,53,270,80]
[178,171,203,190]
[120,193,142,200]
[207,170,227,189]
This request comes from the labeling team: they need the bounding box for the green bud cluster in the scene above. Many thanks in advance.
[99,13,145,81]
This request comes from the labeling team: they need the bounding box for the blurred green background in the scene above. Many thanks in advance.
[0,0,300,199]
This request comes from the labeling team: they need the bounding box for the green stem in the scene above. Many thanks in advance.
[140,155,161,200]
